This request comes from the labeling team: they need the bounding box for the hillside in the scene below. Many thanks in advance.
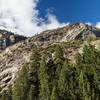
[0,22,100,98]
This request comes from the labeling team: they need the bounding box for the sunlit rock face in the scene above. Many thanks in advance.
[0,38,31,93]
[31,22,100,46]
[0,29,27,93]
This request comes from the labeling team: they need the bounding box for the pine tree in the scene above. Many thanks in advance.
[50,85,59,100]
[83,44,97,64]
[55,45,63,60]
[47,58,55,90]
[12,63,29,100]
[58,61,71,99]
[26,85,37,100]
[75,52,83,70]
[92,68,100,99]
[77,70,90,100]
[28,45,40,98]
[38,56,50,100]
[55,45,64,80]
[30,45,40,66]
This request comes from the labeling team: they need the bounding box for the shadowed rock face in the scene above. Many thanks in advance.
[0,30,26,52]
[0,22,100,93]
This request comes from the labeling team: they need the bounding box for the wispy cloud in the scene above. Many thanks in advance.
[0,0,69,36]
[86,22,92,26]
[95,22,100,29]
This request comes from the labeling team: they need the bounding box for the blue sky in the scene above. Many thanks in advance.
[38,0,100,25]
[0,0,100,36]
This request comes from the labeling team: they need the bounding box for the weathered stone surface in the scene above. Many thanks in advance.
[31,22,100,47]
[0,40,32,92]
[0,29,27,92]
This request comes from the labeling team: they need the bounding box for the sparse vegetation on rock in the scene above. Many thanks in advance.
[0,23,100,100]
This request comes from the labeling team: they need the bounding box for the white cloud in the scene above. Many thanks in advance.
[86,22,92,26]
[0,0,69,36]
[95,22,100,29]
[41,13,69,30]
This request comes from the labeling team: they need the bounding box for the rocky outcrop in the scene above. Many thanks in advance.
[31,22,100,46]
[0,39,33,93]
[0,29,26,52]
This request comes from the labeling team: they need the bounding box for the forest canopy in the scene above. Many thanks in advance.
[1,43,100,100]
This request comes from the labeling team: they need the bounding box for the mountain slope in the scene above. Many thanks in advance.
[0,22,100,93]
[31,22,100,46]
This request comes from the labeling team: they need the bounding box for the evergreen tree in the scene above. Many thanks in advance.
[92,68,100,99]
[58,61,73,100]
[75,52,83,70]
[12,63,29,100]
[38,56,50,100]
[55,45,64,80]
[55,45,63,60]
[47,58,55,92]
[28,45,40,98]
[50,85,59,100]
[83,44,97,64]
[30,45,40,67]
[26,85,37,100]
[78,71,86,99]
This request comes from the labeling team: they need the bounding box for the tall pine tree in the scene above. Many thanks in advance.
[58,61,71,100]
[12,63,29,100]
[38,56,50,100]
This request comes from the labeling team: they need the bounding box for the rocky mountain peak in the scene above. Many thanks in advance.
[31,22,100,47]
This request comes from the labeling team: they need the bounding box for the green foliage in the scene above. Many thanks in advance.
[1,85,12,100]
[58,61,71,99]
[12,63,29,100]
[2,43,100,100]
[38,56,50,100]
[26,85,37,100]
[55,45,63,59]
[50,85,59,100]
[28,45,40,98]
[55,45,64,80]
[83,44,96,63]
